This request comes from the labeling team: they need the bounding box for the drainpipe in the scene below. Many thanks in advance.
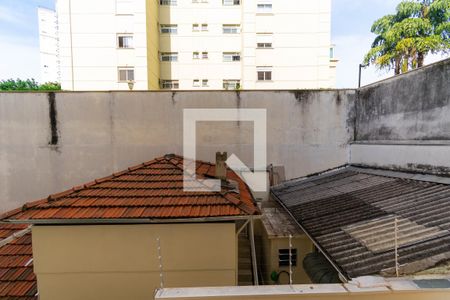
[249,216,259,285]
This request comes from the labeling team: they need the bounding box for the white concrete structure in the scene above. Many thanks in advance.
[50,0,336,90]
[38,7,59,83]
[55,0,149,90]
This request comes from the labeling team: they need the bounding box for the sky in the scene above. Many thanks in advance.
[0,0,448,88]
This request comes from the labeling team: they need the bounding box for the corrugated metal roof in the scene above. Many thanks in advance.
[272,167,450,279]
[0,224,35,300]
[1,155,259,222]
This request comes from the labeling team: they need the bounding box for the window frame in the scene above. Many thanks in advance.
[160,0,177,5]
[117,67,135,82]
[160,24,178,34]
[223,79,241,90]
[257,67,272,81]
[256,3,273,13]
[117,34,134,49]
[161,80,180,89]
[278,248,298,267]
[223,52,241,62]
[222,24,241,34]
[193,79,201,87]
[160,52,179,62]
[222,0,240,6]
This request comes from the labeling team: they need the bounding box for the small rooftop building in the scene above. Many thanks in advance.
[271,166,450,283]
[1,154,260,300]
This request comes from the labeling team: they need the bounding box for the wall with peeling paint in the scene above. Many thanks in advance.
[1,59,449,212]
[0,90,355,212]
[351,59,450,175]
[355,59,450,141]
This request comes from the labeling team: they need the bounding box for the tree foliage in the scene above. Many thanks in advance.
[0,79,61,91]
[365,0,450,74]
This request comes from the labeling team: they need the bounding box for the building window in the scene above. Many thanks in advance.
[201,24,208,31]
[223,52,241,62]
[278,249,297,267]
[161,80,179,89]
[223,0,240,5]
[193,79,201,87]
[257,3,273,13]
[257,42,272,48]
[193,52,200,59]
[223,24,241,34]
[202,79,209,87]
[160,52,178,62]
[116,0,133,15]
[160,24,178,34]
[160,0,177,5]
[117,35,133,49]
[257,67,272,81]
[202,52,209,59]
[223,79,240,90]
[257,33,273,48]
[118,67,135,82]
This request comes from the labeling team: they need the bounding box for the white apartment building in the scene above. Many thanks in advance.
[38,7,59,83]
[50,0,336,90]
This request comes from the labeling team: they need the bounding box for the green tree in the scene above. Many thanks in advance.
[0,79,61,91]
[365,0,450,75]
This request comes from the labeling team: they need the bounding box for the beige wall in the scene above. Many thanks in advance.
[146,0,160,89]
[260,231,313,285]
[32,223,237,300]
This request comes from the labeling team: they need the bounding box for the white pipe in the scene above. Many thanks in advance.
[249,216,259,285]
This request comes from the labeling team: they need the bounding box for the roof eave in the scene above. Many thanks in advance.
[1,215,262,225]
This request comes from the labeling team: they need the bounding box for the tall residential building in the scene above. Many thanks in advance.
[51,0,336,90]
[38,7,59,83]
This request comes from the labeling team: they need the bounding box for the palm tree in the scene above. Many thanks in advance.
[365,0,450,75]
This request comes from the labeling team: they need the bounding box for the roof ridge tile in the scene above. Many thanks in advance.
[1,154,259,222]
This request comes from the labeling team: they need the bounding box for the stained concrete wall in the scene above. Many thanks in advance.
[0,90,355,212]
[355,59,450,141]
[351,58,450,174]
[1,59,449,212]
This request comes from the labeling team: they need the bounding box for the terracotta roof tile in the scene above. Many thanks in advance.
[0,223,35,300]
[2,155,259,223]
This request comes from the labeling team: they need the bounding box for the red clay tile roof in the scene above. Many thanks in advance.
[0,224,36,300]
[1,155,259,223]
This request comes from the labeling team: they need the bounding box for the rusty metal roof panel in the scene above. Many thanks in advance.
[272,167,450,279]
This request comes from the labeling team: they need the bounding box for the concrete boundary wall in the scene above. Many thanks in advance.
[0,90,354,212]
[1,59,449,212]
[356,59,450,141]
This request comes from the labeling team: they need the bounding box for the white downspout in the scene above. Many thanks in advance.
[249,216,259,285]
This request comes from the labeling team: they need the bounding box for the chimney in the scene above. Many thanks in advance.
[215,152,228,181]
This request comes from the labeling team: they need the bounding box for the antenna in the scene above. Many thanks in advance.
[289,234,293,285]
[157,237,164,289]
[394,218,399,277]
